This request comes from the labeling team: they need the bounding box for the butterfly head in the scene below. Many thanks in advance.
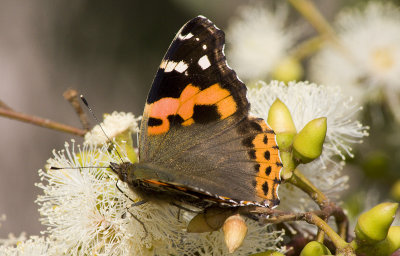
[109,162,136,183]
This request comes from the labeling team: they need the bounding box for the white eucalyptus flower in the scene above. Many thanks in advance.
[36,140,183,255]
[248,81,368,211]
[0,232,27,247]
[182,220,286,256]
[310,2,400,104]
[226,3,300,81]
[0,236,50,256]
[84,111,141,145]
[34,139,284,255]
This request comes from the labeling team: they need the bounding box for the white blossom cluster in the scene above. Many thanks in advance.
[0,112,285,255]
[310,2,400,121]
[226,3,300,81]
[248,81,368,212]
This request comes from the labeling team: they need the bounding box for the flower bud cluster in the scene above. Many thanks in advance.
[268,99,327,173]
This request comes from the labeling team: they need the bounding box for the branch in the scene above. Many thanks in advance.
[291,35,324,61]
[0,105,86,136]
[0,100,12,110]
[63,89,90,131]
[291,168,330,206]
[254,208,351,253]
[285,169,349,240]
[287,0,338,44]
[303,213,350,251]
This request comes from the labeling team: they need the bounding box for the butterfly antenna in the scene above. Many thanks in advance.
[80,95,124,163]
[50,166,110,170]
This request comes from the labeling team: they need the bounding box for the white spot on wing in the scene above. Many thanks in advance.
[185,32,193,39]
[202,44,207,50]
[165,61,177,72]
[198,55,211,70]
[178,32,194,40]
[174,61,188,73]
[159,59,167,69]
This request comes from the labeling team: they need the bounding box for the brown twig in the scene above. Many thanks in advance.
[287,0,339,44]
[316,225,326,243]
[286,169,350,242]
[63,89,90,131]
[0,105,86,136]
[254,207,352,253]
[304,213,350,251]
[0,100,12,110]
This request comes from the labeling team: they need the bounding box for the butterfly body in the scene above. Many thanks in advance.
[111,16,282,210]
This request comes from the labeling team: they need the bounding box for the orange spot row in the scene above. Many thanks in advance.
[255,179,279,200]
[250,118,281,203]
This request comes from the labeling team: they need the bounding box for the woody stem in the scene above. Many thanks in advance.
[0,104,86,136]
[286,168,349,241]
[255,208,349,250]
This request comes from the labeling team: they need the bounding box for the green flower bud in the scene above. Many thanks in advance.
[368,226,400,256]
[275,133,296,151]
[114,131,138,163]
[293,117,327,163]
[272,57,303,83]
[355,202,399,245]
[299,241,332,256]
[267,99,297,135]
[390,180,400,201]
[267,99,296,151]
[250,251,285,256]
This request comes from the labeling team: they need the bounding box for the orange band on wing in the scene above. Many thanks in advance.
[195,83,230,104]
[146,83,237,135]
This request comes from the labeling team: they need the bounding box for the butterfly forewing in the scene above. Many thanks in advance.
[136,16,282,208]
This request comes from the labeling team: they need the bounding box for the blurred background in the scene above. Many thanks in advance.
[0,0,399,239]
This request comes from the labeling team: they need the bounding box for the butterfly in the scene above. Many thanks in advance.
[110,16,282,211]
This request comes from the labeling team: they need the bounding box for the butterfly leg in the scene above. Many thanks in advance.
[115,180,149,237]
[170,202,201,222]
[115,180,147,205]
[131,200,147,207]
[170,202,201,213]
[125,208,149,239]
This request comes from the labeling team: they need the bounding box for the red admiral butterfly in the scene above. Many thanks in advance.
[111,16,282,210]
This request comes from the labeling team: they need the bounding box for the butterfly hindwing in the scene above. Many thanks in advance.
[137,16,281,208]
